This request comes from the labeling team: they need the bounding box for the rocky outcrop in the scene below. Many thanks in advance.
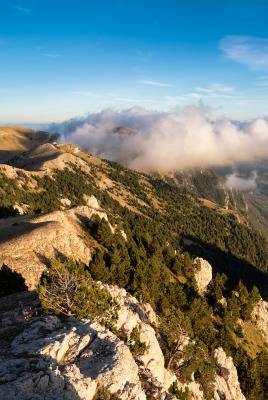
[0,288,176,400]
[0,286,248,400]
[0,199,109,289]
[97,283,176,397]
[0,291,146,400]
[194,257,213,295]
[212,347,245,400]
[252,299,268,342]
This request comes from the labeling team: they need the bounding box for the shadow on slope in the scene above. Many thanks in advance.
[0,220,54,245]
[184,237,268,298]
[8,144,63,171]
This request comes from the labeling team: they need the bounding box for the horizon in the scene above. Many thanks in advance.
[1,1,268,124]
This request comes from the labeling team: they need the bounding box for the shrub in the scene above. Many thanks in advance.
[38,258,119,326]
[0,263,28,297]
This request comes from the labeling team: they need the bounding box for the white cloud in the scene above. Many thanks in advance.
[44,53,61,58]
[220,35,268,70]
[195,83,234,94]
[225,171,258,191]
[211,83,234,92]
[47,106,268,172]
[139,80,173,87]
[195,87,214,93]
[186,91,233,100]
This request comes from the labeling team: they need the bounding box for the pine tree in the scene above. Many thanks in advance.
[39,258,118,326]
[0,264,28,297]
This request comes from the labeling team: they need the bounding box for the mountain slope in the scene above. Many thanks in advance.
[1,126,268,399]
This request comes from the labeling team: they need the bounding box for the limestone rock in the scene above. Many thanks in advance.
[194,257,213,295]
[0,291,146,400]
[0,205,109,289]
[99,283,176,392]
[0,287,247,400]
[252,299,268,342]
[83,195,100,209]
[212,347,245,400]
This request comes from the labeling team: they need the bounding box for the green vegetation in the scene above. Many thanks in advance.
[2,152,268,397]
[39,259,119,327]
[92,385,121,400]
[169,381,190,399]
[129,326,147,356]
[0,263,28,297]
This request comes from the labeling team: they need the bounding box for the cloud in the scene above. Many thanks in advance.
[195,87,214,93]
[211,83,234,93]
[44,53,61,58]
[14,5,32,14]
[225,170,258,191]
[139,80,173,88]
[46,105,268,172]
[220,35,268,70]
[186,92,233,100]
[195,83,234,94]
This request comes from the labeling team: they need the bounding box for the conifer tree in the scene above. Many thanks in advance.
[39,258,118,325]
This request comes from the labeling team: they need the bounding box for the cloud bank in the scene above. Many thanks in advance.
[225,171,258,191]
[48,105,268,172]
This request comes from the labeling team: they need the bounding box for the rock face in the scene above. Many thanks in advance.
[100,283,176,393]
[0,288,175,400]
[212,347,245,400]
[0,286,247,400]
[252,299,268,342]
[194,257,213,295]
[0,199,108,289]
[0,291,146,400]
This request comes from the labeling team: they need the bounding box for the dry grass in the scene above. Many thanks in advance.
[107,191,144,215]
[0,126,51,163]
[233,319,266,358]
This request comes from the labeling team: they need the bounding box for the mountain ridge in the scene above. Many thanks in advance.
[1,126,268,399]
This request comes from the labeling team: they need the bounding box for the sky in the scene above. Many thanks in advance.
[1,0,268,124]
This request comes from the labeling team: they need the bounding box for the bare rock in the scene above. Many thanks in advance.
[0,205,109,289]
[194,257,213,295]
[252,299,268,342]
[0,291,146,400]
[212,347,245,400]
[99,283,176,393]
[83,195,100,209]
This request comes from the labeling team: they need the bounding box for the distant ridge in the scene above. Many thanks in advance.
[0,126,52,164]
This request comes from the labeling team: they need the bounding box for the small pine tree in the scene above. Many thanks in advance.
[39,259,119,326]
[89,249,111,282]
[0,264,28,297]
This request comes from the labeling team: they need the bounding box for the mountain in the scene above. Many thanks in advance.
[0,126,54,164]
[1,126,268,399]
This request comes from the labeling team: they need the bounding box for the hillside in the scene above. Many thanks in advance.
[0,126,53,164]
[1,126,268,399]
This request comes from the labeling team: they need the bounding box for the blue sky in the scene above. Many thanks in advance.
[1,0,268,123]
